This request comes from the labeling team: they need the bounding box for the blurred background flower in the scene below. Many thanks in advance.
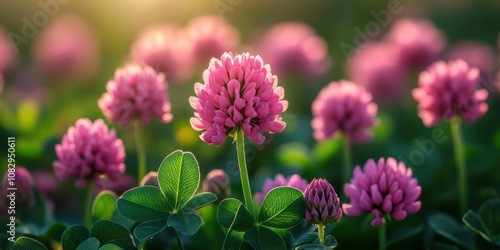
[255,173,307,203]
[98,63,173,127]
[254,22,331,82]
[32,14,99,81]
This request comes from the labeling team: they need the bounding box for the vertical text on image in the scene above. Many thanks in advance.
[6,137,17,243]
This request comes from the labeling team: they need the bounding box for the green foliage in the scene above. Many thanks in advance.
[428,212,475,249]
[12,237,48,250]
[116,150,216,242]
[463,198,500,247]
[61,221,135,250]
[92,191,133,229]
[217,187,306,250]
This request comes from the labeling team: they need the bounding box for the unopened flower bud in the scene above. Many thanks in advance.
[203,169,230,201]
[304,178,342,225]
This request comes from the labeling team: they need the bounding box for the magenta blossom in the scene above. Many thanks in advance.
[304,178,342,225]
[2,167,34,212]
[190,52,288,145]
[33,14,99,80]
[0,27,15,73]
[130,24,192,84]
[412,60,488,127]
[203,169,231,201]
[312,80,378,142]
[53,118,126,188]
[255,22,330,80]
[255,173,308,203]
[447,41,497,78]
[98,64,173,127]
[386,18,446,69]
[347,42,407,103]
[185,16,240,64]
[343,158,421,227]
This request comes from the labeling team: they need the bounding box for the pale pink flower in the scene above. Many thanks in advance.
[130,24,192,84]
[447,41,497,78]
[33,14,99,80]
[255,22,330,80]
[412,60,488,127]
[0,27,15,73]
[53,118,126,188]
[343,158,421,227]
[190,52,288,145]
[185,15,239,64]
[386,18,446,69]
[255,173,308,203]
[347,42,407,103]
[98,64,173,127]
[312,80,378,142]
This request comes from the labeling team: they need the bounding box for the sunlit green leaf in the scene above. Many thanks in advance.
[116,186,170,222]
[12,237,48,250]
[258,187,305,229]
[158,150,200,212]
[180,192,217,213]
[217,198,254,231]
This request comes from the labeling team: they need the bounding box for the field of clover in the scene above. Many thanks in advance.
[1,1,500,250]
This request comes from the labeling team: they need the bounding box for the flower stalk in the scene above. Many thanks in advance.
[379,221,386,250]
[236,128,256,217]
[134,119,147,184]
[450,116,467,215]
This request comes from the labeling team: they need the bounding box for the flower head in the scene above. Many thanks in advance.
[256,22,330,80]
[304,178,342,225]
[53,118,126,188]
[312,80,378,142]
[2,167,34,212]
[185,16,239,64]
[255,173,308,203]
[130,24,192,84]
[412,60,488,127]
[342,158,421,227]
[386,18,446,69]
[447,41,497,78]
[33,14,99,80]
[190,52,288,145]
[0,27,16,73]
[203,169,231,201]
[98,64,173,127]
[347,42,407,103]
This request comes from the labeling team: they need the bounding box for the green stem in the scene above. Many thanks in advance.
[379,222,386,250]
[450,117,467,215]
[138,240,147,250]
[318,224,325,244]
[134,119,147,184]
[174,229,185,250]
[235,128,256,217]
[84,183,93,228]
[342,135,352,185]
